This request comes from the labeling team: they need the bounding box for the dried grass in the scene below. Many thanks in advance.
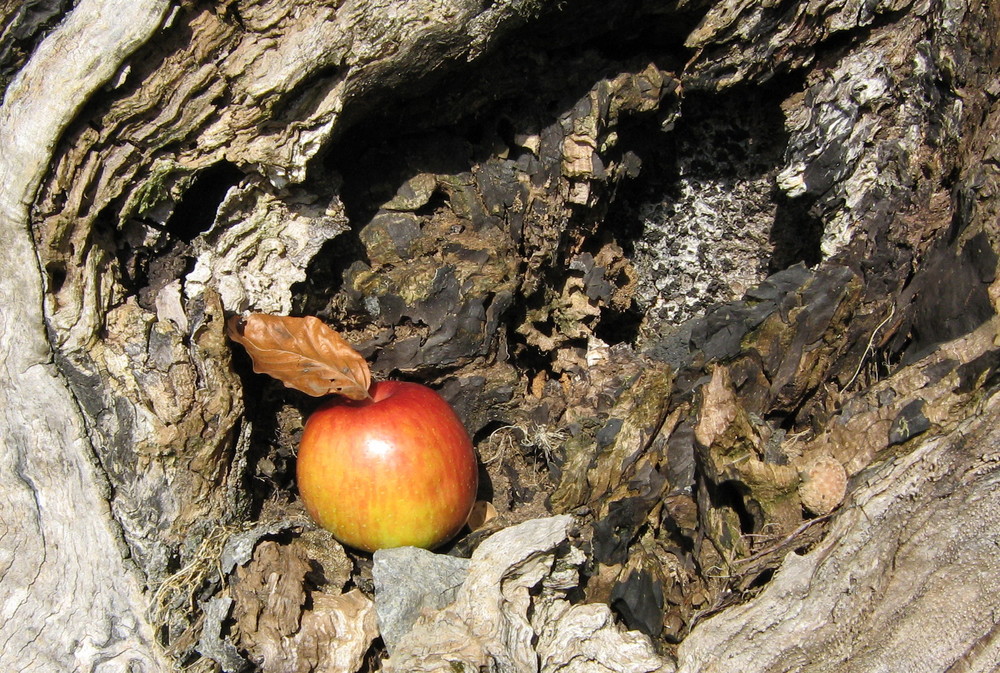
[481,422,567,472]
[150,520,254,666]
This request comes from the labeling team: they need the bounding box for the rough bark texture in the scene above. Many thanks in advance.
[1,0,998,671]
[678,373,1000,673]
[0,2,173,671]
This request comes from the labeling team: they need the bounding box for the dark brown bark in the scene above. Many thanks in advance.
[1,0,998,671]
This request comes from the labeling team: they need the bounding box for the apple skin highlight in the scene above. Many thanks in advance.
[296,381,478,552]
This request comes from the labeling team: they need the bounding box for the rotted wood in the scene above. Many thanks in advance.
[0,0,998,671]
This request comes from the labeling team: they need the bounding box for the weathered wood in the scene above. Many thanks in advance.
[1,0,998,671]
[0,1,172,670]
[677,380,1000,673]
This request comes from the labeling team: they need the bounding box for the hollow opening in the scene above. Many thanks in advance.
[602,77,811,342]
[164,161,244,243]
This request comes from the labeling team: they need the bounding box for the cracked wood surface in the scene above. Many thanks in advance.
[0,0,998,671]
[678,387,1000,673]
[0,1,172,670]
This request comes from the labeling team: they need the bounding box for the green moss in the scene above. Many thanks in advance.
[392,263,440,305]
[120,159,195,226]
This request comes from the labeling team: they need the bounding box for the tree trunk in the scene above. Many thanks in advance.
[0,2,175,670]
[1,0,997,671]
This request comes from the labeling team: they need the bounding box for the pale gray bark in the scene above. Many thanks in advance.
[0,1,172,671]
[677,319,1000,673]
[0,0,997,671]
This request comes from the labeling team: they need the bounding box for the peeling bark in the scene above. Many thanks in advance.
[677,388,1000,673]
[1,0,998,671]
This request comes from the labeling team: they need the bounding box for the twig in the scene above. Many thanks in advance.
[844,304,896,390]
[734,513,833,566]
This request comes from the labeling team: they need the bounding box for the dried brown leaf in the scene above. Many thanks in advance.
[228,314,372,400]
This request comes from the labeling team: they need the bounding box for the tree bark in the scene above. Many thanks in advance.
[677,319,1000,673]
[0,2,173,670]
[1,0,997,671]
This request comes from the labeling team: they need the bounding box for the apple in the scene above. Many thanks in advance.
[296,380,478,552]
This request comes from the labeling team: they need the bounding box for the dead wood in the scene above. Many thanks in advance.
[1,0,998,671]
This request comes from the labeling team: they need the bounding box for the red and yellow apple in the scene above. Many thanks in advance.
[296,380,478,552]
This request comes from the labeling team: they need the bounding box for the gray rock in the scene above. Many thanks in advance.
[373,546,471,655]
